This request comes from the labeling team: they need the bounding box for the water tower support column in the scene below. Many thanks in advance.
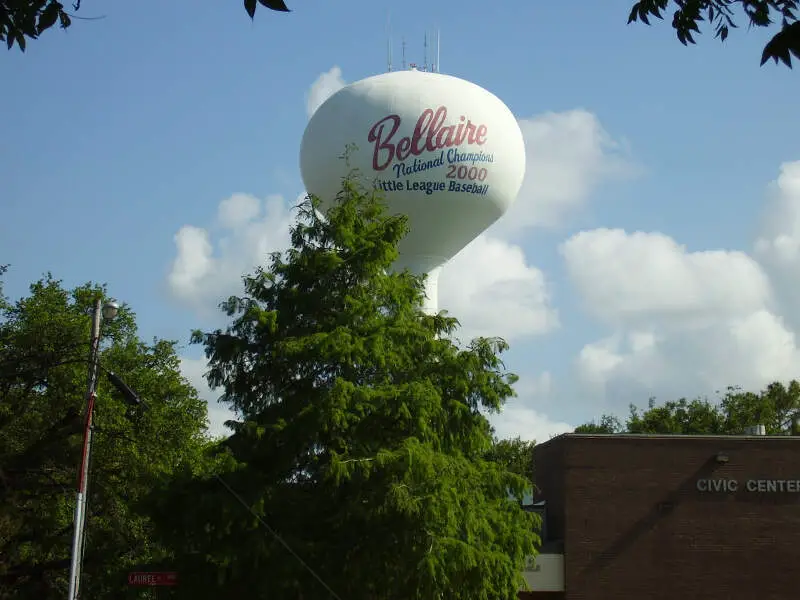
[420,266,442,316]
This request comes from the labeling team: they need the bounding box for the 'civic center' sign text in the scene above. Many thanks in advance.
[696,478,800,493]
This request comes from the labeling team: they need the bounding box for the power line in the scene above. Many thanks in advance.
[214,474,344,600]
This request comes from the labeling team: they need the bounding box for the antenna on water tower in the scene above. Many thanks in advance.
[428,28,440,73]
[391,27,440,72]
[423,32,428,71]
[386,12,393,72]
[436,28,440,73]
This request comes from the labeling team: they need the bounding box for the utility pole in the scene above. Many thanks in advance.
[64,297,142,600]
[66,298,110,600]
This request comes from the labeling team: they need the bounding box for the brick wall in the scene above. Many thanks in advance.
[518,592,564,599]
[531,440,567,541]
[534,435,800,600]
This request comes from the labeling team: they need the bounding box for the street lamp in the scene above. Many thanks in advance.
[67,298,140,600]
[101,299,119,321]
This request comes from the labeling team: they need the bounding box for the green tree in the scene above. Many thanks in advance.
[486,436,535,486]
[719,382,800,434]
[0,273,209,599]
[576,381,800,435]
[574,414,624,434]
[0,265,7,303]
[154,176,539,599]
[628,0,800,68]
[626,397,726,434]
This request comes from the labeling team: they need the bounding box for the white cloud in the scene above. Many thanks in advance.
[561,228,772,327]
[489,373,574,442]
[491,405,573,443]
[492,110,636,236]
[755,161,800,264]
[180,356,234,439]
[217,193,261,229]
[306,66,346,118]
[440,234,558,342]
[754,160,800,331]
[576,310,800,411]
[564,202,800,415]
[167,193,293,317]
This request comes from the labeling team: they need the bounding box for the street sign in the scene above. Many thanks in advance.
[127,572,178,587]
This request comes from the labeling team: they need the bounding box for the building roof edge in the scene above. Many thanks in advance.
[534,432,800,450]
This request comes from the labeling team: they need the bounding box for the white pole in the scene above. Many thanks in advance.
[387,11,392,71]
[437,29,441,73]
[67,299,102,600]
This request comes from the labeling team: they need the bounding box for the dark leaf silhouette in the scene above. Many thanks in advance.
[2,0,292,51]
[258,0,290,11]
[761,20,800,66]
[628,0,800,69]
[36,1,60,34]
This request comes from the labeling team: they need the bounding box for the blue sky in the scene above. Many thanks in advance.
[3,0,800,439]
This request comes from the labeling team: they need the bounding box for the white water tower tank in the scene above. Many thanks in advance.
[300,69,525,314]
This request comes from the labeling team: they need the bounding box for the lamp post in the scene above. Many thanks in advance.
[66,298,120,600]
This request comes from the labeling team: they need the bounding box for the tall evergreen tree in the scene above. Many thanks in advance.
[163,175,539,599]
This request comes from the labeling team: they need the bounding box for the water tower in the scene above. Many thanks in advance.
[300,39,525,314]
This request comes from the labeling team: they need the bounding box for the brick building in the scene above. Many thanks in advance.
[518,433,800,599]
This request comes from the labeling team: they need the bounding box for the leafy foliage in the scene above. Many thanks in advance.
[0,273,209,598]
[486,437,536,486]
[574,414,625,434]
[2,0,291,52]
[155,176,539,599]
[243,0,290,20]
[0,1,72,51]
[628,0,800,67]
[576,381,800,435]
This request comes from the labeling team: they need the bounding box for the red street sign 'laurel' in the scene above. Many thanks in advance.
[127,572,178,587]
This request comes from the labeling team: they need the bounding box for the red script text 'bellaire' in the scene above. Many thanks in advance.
[367,106,488,171]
